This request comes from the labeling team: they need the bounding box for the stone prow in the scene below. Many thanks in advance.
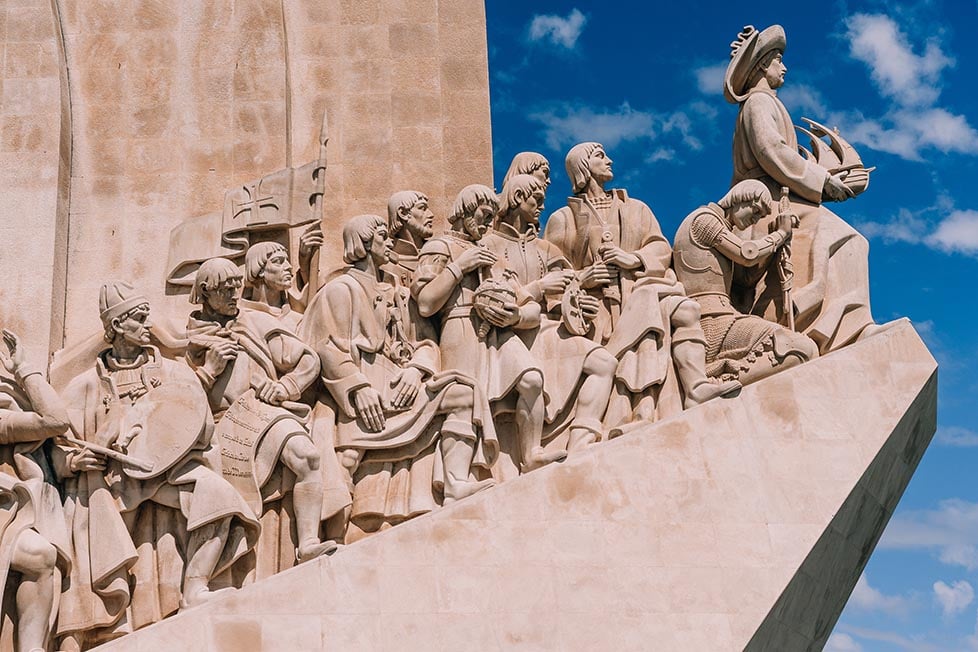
[94,321,936,651]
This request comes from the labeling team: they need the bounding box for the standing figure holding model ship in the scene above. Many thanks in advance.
[725,24,888,352]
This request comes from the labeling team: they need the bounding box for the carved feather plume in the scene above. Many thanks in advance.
[730,25,756,59]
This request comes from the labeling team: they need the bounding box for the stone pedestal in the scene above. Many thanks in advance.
[90,322,936,651]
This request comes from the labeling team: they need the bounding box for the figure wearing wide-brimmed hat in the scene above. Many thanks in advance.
[725,24,889,353]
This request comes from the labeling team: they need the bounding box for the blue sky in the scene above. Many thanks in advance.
[485,1,978,649]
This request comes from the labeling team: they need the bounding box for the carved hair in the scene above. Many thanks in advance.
[245,241,288,287]
[718,179,772,209]
[565,142,602,194]
[190,257,242,305]
[502,152,549,188]
[498,174,546,216]
[447,184,498,225]
[342,214,386,264]
[746,49,781,91]
[387,190,427,232]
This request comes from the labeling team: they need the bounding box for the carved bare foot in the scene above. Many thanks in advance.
[297,539,338,563]
[566,425,602,452]
[179,584,236,610]
[521,447,568,473]
[684,379,741,409]
[443,477,496,505]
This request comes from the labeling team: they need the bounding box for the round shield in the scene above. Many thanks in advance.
[121,382,208,480]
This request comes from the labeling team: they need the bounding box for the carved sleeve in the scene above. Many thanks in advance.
[708,219,788,267]
[0,373,70,445]
[412,240,457,318]
[267,333,321,401]
[316,284,371,417]
[741,93,827,203]
[632,200,673,277]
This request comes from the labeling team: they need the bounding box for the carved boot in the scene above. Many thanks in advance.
[441,427,495,505]
[521,447,567,473]
[180,520,234,609]
[181,578,235,609]
[672,340,741,409]
[566,418,603,452]
[294,481,337,562]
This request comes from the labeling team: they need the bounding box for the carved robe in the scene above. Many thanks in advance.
[301,269,497,534]
[732,88,875,353]
[186,300,322,579]
[544,190,687,420]
[57,348,258,645]
[483,224,601,430]
[414,233,542,406]
[0,377,72,644]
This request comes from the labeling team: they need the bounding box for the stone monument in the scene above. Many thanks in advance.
[0,7,936,651]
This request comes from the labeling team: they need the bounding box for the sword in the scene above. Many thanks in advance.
[776,186,795,331]
[60,424,154,473]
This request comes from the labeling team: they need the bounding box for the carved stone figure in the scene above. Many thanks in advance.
[544,143,739,425]
[725,24,886,353]
[414,185,566,472]
[301,214,496,541]
[0,330,71,652]
[382,190,435,288]
[502,151,552,189]
[673,180,819,384]
[185,254,334,580]
[57,282,259,649]
[485,174,617,451]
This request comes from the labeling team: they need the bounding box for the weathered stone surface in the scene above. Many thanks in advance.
[3,0,493,355]
[91,321,936,651]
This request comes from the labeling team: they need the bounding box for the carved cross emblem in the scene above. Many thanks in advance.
[232,181,278,227]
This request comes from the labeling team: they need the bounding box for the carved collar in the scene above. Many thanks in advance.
[493,221,538,242]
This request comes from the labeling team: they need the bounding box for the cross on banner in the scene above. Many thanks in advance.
[232,181,278,227]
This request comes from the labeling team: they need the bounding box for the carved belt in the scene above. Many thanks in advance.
[443,304,475,321]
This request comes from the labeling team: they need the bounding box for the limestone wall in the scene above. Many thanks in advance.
[0,0,493,357]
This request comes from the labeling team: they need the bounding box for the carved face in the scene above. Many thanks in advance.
[518,188,546,226]
[204,278,242,317]
[531,164,551,188]
[763,52,787,89]
[404,197,434,240]
[261,250,293,292]
[114,304,152,346]
[730,199,770,229]
[463,202,494,241]
[588,147,614,185]
[369,224,393,266]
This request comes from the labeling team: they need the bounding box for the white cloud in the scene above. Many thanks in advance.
[846,13,953,107]
[849,574,913,615]
[857,208,978,257]
[825,633,863,652]
[527,101,716,155]
[934,579,974,619]
[528,9,587,50]
[881,499,978,571]
[839,626,941,652]
[925,210,978,254]
[694,62,726,95]
[936,426,978,447]
[778,83,828,117]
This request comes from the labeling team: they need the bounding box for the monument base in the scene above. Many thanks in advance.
[92,321,936,651]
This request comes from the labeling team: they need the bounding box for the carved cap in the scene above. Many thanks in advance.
[723,24,786,104]
[99,280,149,325]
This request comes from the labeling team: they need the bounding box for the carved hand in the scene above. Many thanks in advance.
[578,294,601,321]
[599,245,641,270]
[482,302,520,328]
[454,247,497,274]
[69,448,107,473]
[114,423,141,451]
[540,270,575,294]
[775,211,797,236]
[354,386,386,432]
[578,263,613,289]
[0,329,26,376]
[389,367,423,409]
[822,171,855,202]
[299,222,325,261]
[203,339,240,377]
[257,380,290,406]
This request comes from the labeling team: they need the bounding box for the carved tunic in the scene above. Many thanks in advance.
[484,224,601,424]
[732,88,875,352]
